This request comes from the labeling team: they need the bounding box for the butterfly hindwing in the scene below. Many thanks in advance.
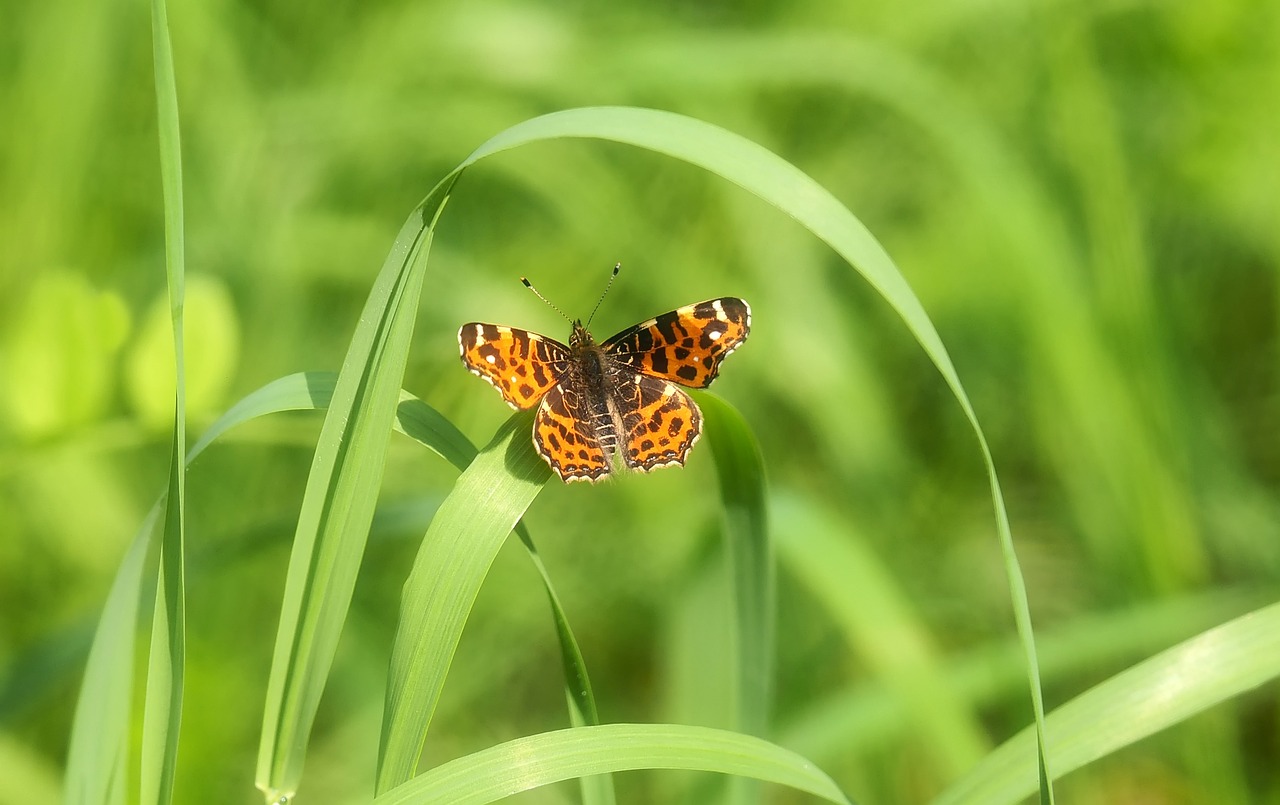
[614,373,704,472]
[458,323,568,410]
[601,297,751,388]
[533,384,611,482]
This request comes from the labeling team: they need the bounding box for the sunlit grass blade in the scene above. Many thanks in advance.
[138,0,186,799]
[254,198,445,802]
[371,724,853,805]
[376,413,551,792]
[933,600,1280,805]
[436,105,1049,797]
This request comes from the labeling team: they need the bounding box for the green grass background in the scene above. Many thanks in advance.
[1,0,1278,803]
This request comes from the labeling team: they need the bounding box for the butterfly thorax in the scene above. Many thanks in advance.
[565,320,628,464]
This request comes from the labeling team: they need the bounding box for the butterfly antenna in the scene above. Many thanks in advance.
[521,276,573,323]
[585,262,621,328]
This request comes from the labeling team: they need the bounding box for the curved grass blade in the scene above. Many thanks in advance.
[375,413,551,792]
[371,724,853,805]
[433,106,1050,798]
[254,198,446,802]
[139,0,186,799]
[65,504,161,805]
[933,600,1280,805]
[700,393,770,805]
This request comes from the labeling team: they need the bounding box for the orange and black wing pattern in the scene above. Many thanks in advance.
[615,373,703,472]
[533,385,611,482]
[601,298,750,388]
[458,323,568,410]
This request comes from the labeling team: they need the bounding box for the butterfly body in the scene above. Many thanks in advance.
[460,297,750,483]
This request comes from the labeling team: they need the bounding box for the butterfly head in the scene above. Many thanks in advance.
[569,319,595,349]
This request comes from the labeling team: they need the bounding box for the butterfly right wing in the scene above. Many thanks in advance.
[601,297,751,388]
[458,323,569,410]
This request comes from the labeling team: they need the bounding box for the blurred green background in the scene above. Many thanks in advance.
[1,0,1277,802]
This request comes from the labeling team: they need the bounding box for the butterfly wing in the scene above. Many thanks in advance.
[601,297,751,388]
[534,385,611,482]
[614,372,703,472]
[458,323,569,410]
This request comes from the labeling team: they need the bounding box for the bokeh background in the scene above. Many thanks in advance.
[1,0,1277,802]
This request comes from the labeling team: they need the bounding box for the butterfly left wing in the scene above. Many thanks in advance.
[458,323,568,410]
[601,297,750,388]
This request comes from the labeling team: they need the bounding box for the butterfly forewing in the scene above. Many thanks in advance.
[458,323,569,410]
[601,297,751,388]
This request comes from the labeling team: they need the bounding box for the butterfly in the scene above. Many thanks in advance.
[458,270,750,483]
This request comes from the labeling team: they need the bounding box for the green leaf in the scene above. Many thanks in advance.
[253,199,444,801]
[375,413,551,792]
[64,504,161,805]
[934,600,1280,805]
[138,0,187,799]
[371,724,852,805]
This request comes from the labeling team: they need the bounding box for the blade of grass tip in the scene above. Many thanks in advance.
[933,600,1280,805]
[449,106,1051,798]
[255,195,449,803]
[376,412,551,793]
[700,394,771,805]
[371,724,853,805]
[139,0,186,799]
[188,372,337,461]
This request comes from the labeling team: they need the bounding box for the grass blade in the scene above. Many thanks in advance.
[253,199,444,801]
[138,0,186,799]
[933,600,1280,805]
[375,413,551,792]
[371,724,853,805]
[64,505,161,805]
